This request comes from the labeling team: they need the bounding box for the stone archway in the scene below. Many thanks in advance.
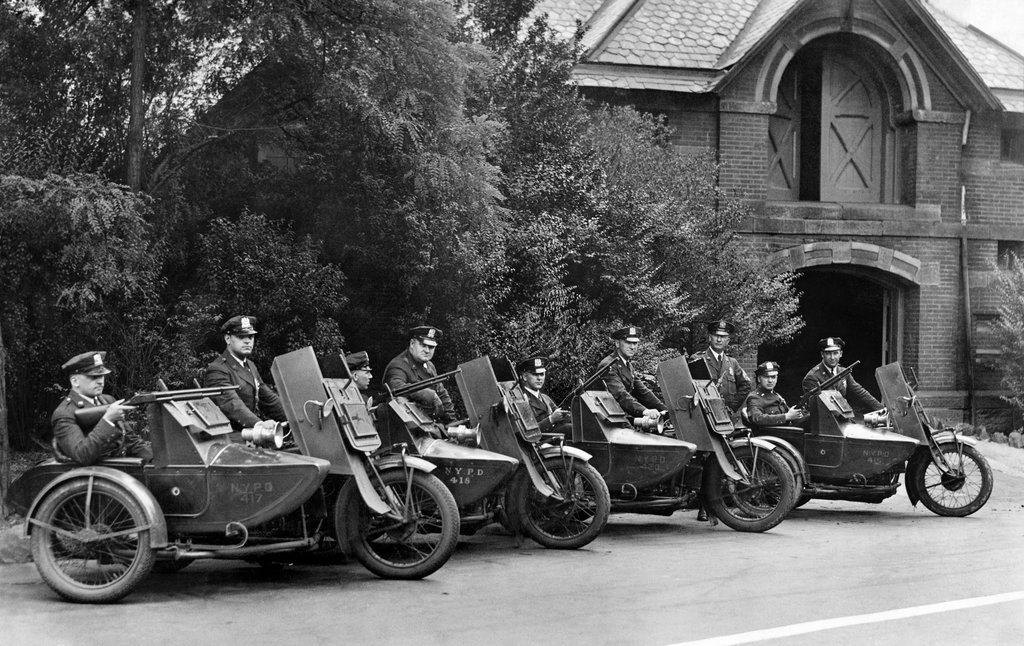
[768,241,922,285]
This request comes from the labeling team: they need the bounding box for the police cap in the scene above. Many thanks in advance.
[345,351,371,371]
[819,337,845,352]
[222,315,259,336]
[409,325,442,347]
[516,355,548,375]
[755,361,781,377]
[707,320,735,335]
[611,326,641,342]
[62,351,113,376]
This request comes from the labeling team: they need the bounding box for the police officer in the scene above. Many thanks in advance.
[599,326,664,421]
[345,350,373,403]
[517,355,569,434]
[801,337,882,414]
[743,361,808,428]
[51,351,152,465]
[384,326,455,423]
[690,320,751,414]
[204,315,288,431]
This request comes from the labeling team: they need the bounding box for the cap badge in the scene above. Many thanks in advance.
[93,353,102,366]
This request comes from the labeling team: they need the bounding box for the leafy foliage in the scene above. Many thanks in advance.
[993,259,1024,409]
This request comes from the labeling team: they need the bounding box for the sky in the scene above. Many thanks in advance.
[928,0,1024,56]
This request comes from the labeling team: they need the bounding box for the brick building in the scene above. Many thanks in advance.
[532,0,1024,428]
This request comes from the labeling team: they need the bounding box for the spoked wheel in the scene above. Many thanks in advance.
[31,478,155,603]
[703,447,796,532]
[515,457,610,550]
[335,470,459,580]
[913,443,993,517]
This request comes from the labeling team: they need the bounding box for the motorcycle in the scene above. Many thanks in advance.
[747,361,994,516]
[566,355,798,532]
[378,356,612,549]
[7,345,460,603]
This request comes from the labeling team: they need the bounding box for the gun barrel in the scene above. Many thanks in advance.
[799,360,861,407]
[389,368,461,399]
[557,360,615,410]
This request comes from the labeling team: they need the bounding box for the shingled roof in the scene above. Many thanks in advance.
[530,0,1024,111]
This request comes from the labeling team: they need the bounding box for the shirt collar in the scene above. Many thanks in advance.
[524,386,541,398]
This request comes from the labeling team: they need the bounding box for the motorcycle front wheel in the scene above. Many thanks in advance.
[703,446,796,532]
[514,457,611,550]
[912,443,993,517]
[335,469,460,580]
[31,478,155,603]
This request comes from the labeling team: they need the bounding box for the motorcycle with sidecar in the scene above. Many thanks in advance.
[6,346,460,603]
[746,361,993,516]
[374,355,612,549]
[565,355,797,532]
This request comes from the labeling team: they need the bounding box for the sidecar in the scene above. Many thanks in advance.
[7,385,332,603]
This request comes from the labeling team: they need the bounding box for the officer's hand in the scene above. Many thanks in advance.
[254,419,278,432]
[642,408,660,420]
[429,390,444,410]
[550,408,568,424]
[102,400,135,423]
[784,406,803,421]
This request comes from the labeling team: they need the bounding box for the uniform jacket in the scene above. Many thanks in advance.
[523,387,566,434]
[51,391,152,465]
[204,351,288,430]
[691,348,751,413]
[384,349,455,423]
[743,388,804,428]
[600,353,664,418]
[801,362,883,413]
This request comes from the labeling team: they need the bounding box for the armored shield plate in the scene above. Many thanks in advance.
[271,346,356,470]
[455,356,522,457]
[657,356,713,451]
[875,362,927,442]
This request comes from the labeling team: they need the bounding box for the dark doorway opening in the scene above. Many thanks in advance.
[758,269,888,406]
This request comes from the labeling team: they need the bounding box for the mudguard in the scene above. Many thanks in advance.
[539,444,593,462]
[374,454,437,474]
[930,431,979,447]
[25,467,168,548]
[712,435,780,482]
[750,435,809,481]
[727,435,780,453]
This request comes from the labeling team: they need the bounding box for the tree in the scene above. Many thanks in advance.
[992,258,1024,410]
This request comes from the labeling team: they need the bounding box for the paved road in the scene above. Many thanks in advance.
[2,443,1023,645]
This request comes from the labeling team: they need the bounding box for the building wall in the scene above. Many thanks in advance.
[579,9,1024,430]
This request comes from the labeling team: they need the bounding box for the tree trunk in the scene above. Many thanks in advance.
[0,322,10,517]
[127,0,148,192]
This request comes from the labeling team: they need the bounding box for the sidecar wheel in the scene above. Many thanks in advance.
[335,470,459,580]
[913,443,993,517]
[703,447,796,533]
[31,478,155,603]
[515,457,610,550]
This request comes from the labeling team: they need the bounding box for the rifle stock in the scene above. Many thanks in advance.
[798,360,861,409]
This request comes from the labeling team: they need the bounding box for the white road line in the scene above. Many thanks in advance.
[666,590,1024,646]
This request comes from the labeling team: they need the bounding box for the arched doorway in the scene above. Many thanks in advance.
[759,267,902,406]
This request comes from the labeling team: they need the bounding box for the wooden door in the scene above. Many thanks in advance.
[768,66,800,201]
[820,52,882,202]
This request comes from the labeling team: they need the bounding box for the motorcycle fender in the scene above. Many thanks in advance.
[26,466,168,548]
[374,454,437,474]
[539,444,592,462]
[930,431,978,448]
[728,436,779,452]
[518,444,556,498]
[750,435,809,480]
[340,444,392,515]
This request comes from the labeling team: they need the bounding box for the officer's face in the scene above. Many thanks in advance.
[225,333,255,358]
[410,339,436,363]
[822,349,842,368]
[708,332,730,352]
[615,339,639,358]
[353,368,372,391]
[520,371,546,391]
[71,374,105,397]
[757,373,778,392]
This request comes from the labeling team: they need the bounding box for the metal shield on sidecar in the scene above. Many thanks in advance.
[875,362,928,443]
[657,356,716,451]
